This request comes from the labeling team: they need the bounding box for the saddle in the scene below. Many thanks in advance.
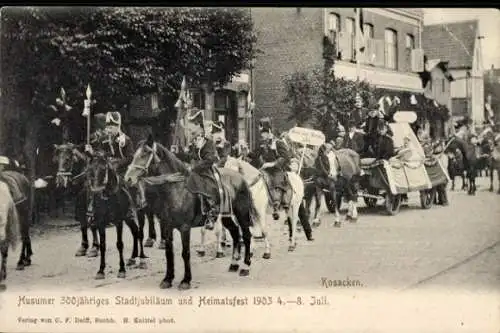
[0,171,27,205]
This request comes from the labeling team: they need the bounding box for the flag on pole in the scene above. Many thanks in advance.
[355,8,365,53]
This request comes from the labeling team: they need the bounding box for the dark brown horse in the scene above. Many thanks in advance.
[86,152,146,280]
[124,137,260,289]
[53,143,98,257]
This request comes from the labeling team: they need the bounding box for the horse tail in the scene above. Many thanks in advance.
[240,181,259,227]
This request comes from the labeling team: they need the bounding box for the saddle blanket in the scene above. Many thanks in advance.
[213,168,233,217]
[0,171,27,205]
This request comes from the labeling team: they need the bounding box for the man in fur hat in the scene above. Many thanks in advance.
[255,117,293,219]
[84,112,145,224]
[185,109,220,230]
[211,121,231,167]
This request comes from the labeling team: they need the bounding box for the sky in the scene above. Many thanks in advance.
[423,8,500,70]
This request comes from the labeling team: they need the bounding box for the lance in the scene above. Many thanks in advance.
[83,84,92,146]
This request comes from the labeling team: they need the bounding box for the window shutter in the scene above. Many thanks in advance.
[411,48,425,72]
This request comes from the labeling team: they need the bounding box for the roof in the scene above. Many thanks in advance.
[422,20,479,69]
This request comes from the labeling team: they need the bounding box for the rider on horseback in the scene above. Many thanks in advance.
[211,121,231,168]
[185,109,220,230]
[84,112,143,224]
[256,117,293,219]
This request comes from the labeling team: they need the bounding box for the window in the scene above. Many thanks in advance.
[384,29,398,70]
[363,23,374,38]
[327,13,340,44]
[328,13,340,32]
[442,79,446,93]
[405,34,415,49]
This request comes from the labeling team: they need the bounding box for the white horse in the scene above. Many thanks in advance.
[224,156,305,253]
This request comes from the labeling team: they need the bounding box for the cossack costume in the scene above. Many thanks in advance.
[184,109,220,229]
[211,121,231,167]
[255,117,293,217]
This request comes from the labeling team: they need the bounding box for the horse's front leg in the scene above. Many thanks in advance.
[286,203,299,252]
[143,209,154,248]
[197,227,207,257]
[115,221,126,278]
[489,166,494,192]
[160,225,175,289]
[178,225,192,290]
[124,216,143,268]
[497,169,500,194]
[239,225,252,277]
[312,187,323,227]
[0,244,8,291]
[227,220,242,271]
[95,224,106,280]
[88,224,99,258]
[76,218,89,257]
[215,218,225,258]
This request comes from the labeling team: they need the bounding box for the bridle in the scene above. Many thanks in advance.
[55,144,86,188]
[89,156,120,198]
[127,143,160,177]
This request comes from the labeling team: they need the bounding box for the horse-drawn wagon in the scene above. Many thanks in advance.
[354,111,441,215]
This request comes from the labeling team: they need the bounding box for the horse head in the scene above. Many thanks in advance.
[53,143,85,188]
[124,135,188,186]
[87,151,119,195]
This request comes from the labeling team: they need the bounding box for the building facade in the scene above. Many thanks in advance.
[252,8,426,139]
[423,20,485,124]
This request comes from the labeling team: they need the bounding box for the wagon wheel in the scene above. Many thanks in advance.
[420,188,436,209]
[324,191,337,213]
[363,188,379,208]
[384,192,402,216]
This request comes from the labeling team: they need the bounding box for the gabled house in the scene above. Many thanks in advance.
[423,20,484,124]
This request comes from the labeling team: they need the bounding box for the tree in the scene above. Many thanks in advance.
[1,7,257,155]
[282,65,374,134]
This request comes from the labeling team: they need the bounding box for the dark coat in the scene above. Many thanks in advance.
[373,134,395,160]
[255,138,291,190]
[92,133,135,174]
[344,131,365,153]
[186,137,219,198]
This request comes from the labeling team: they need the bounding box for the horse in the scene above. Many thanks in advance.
[488,139,500,194]
[86,151,146,280]
[0,180,20,291]
[124,139,260,289]
[445,135,476,195]
[0,170,33,271]
[224,155,309,252]
[446,148,467,191]
[53,143,99,257]
[324,148,361,226]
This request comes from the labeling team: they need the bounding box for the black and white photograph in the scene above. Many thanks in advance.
[0,6,499,332]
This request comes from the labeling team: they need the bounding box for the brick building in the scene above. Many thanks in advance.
[252,8,428,140]
[423,20,485,124]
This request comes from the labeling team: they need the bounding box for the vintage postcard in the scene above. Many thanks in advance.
[0,6,499,333]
